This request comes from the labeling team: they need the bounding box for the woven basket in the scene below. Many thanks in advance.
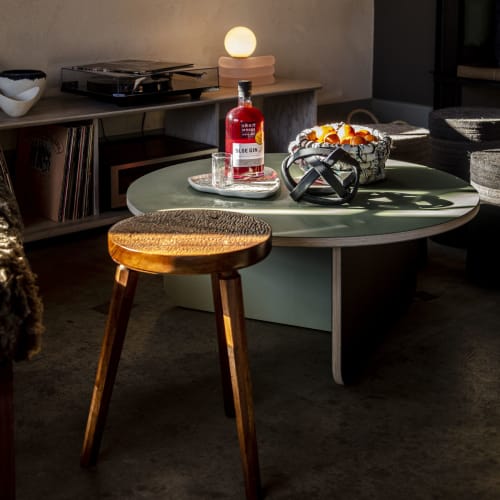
[288,123,392,185]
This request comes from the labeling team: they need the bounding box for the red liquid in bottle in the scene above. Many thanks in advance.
[225,80,265,179]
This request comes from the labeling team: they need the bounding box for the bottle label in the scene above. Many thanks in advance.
[240,121,257,138]
[231,141,264,167]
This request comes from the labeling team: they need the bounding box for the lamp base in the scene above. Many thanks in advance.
[218,55,275,87]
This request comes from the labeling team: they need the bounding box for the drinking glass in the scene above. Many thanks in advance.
[211,152,233,188]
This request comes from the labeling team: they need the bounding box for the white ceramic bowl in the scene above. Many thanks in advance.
[0,69,46,99]
[0,86,41,118]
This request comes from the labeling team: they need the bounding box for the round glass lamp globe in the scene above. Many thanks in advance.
[224,26,257,58]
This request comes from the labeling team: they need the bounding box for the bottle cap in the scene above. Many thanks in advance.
[238,80,252,94]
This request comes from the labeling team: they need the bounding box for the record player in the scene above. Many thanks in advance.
[60,59,219,105]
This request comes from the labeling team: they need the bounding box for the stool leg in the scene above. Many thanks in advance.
[81,264,139,467]
[217,271,261,500]
[211,273,235,418]
[0,360,15,500]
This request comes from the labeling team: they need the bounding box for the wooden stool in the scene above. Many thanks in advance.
[80,209,272,500]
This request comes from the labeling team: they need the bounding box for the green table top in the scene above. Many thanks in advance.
[127,153,480,247]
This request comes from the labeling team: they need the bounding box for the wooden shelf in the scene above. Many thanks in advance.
[0,80,321,131]
[457,65,500,82]
[99,133,217,209]
[99,133,217,168]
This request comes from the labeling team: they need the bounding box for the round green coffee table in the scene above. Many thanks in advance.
[127,153,479,384]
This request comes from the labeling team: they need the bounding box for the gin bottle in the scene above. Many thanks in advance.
[225,80,264,178]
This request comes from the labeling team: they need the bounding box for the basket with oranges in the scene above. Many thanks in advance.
[288,122,392,184]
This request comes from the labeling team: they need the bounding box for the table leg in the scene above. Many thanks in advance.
[330,241,420,385]
[331,247,344,385]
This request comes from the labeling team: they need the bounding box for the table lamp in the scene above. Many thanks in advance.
[218,26,275,88]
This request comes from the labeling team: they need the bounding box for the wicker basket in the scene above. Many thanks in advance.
[288,122,392,185]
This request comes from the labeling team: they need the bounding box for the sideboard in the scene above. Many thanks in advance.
[0,79,320,242]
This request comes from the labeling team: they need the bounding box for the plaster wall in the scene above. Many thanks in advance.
[0,0,373,105]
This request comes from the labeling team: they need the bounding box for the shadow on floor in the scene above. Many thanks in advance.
[13,229,500,499]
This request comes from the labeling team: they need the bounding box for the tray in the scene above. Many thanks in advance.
[188,166,280,199]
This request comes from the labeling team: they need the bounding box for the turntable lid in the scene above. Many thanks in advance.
[70,59,194,76]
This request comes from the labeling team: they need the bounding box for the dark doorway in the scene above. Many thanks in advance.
[434,0,500,108]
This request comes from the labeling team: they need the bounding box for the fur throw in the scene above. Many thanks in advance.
[0,178,44,363]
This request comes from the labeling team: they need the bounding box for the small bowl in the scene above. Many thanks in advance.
[0,86,41,118]
[0,69,46,99]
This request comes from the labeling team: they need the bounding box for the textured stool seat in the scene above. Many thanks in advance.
[470,149,500,206]
[108,209,272,274]
[80,209,272,500]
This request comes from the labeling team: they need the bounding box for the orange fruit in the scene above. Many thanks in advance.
[309,124,333,142]
[313,125,325,140]
[356,129,371,136]
[320,124,335,137]
[323,132,340,144]
[349,135,366,145]
[364,134,377,142]
[338,123,355,139]
[306,130,317,141]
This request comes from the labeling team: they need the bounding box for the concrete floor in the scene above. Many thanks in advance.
[12,228,500,499]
